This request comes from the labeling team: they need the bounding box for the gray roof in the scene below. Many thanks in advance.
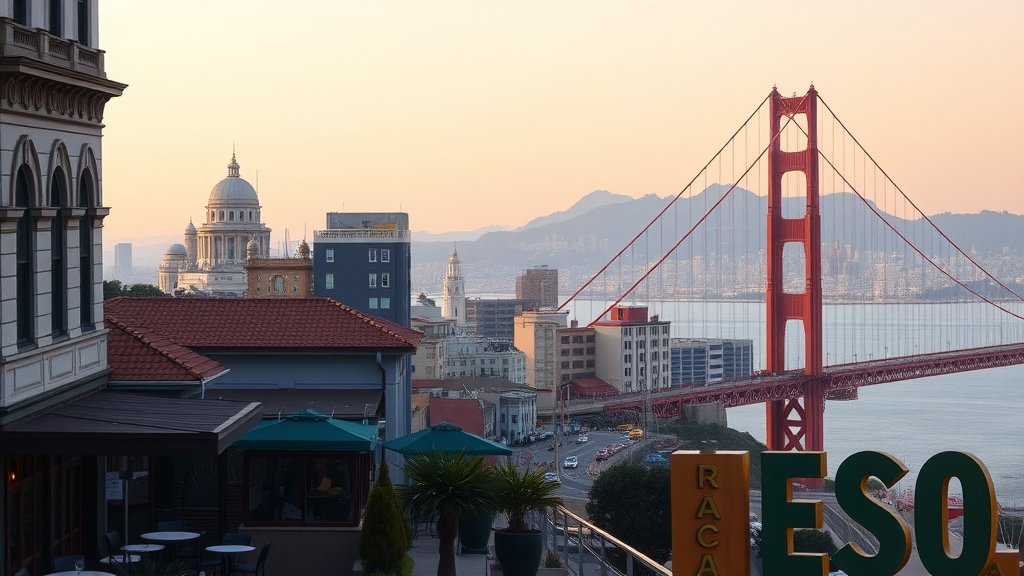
[165,243,187,255]
[208,175,259,205]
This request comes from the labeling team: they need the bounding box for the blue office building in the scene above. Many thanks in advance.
[313,212,411,326]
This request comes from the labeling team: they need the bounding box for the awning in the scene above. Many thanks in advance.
[0,390,262,456]
[383,422,512,456]
[234,409,378,452]
[208,388,383,420]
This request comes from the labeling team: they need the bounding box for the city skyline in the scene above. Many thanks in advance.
[100,1,1023,246]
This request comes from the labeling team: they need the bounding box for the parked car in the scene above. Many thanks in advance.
[645,453,669,467]
[539,431,554,440]
[576,435,589,444]
[595,449,609,461]
[563,456,578,469]
[544,472,560,483]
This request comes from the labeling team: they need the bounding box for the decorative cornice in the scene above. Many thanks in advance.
[0,72,114,123]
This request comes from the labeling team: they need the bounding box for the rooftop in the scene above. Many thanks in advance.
[104,297,421,350]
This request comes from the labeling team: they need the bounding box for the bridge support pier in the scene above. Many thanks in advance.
[765,86,826,456]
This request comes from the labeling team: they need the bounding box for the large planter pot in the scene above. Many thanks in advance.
[458,509,494,554]
[494,529,544,576]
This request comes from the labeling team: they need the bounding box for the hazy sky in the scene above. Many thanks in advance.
[99,1,1023,244]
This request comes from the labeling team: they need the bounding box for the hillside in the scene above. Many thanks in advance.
[661,421,768,490]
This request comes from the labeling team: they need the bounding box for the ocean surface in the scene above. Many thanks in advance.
[558,299,1024,506]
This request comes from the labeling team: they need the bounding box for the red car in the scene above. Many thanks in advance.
[595,449,609,461]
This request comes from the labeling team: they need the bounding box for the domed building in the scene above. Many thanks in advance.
[158,153,272,296]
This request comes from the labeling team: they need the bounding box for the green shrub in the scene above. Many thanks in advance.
[543,549,562,568]
[360,462,413,575]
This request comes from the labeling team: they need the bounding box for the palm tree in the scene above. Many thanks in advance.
[492,460,563,532]
[399,451,498,576]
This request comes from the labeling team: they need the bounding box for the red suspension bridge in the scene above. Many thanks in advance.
[558,86,1024,453]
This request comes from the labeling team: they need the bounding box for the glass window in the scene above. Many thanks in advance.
[325,273,334,289]
[381,274,390,288]
[369,274,377,288]
[380,297,390,309]
[381,249,390,262]
[326,249,334,262]
[229,212,235,222]
[560,336,570,344]
[369,298,378,309]
[368,249,377,262]
[245,455,358,525]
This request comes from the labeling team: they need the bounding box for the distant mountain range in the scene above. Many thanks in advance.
[411,187,1024,294]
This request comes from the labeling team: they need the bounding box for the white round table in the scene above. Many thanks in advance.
[99,554,141,564]
[123,543,165,552]
[140,531,201,542]
[47,572,116,576]
[206,544,255,573]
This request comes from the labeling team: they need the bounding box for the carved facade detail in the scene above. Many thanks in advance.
[0,73,110,123]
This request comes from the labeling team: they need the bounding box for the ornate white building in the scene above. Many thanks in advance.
[442,244,466,325]
[158,154,271,296]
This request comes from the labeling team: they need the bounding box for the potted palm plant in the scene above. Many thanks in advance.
[492,460,563,576]
[399,451,498,576]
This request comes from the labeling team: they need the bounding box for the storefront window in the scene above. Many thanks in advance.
[244,453,361,526]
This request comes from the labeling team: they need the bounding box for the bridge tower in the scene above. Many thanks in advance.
[765,87,824,452]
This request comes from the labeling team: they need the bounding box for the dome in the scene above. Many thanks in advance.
[247,237,259,251]
[185,221,197,234]
[165,243,187,256]
[208,153,259,205]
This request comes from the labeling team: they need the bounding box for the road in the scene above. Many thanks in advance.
[511,430,638,500]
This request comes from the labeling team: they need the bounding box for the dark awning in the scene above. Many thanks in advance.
[0,390,262,456]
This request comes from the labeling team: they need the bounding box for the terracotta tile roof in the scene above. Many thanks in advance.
[428,397,485,437]
[105,318,226,382]
[570,377,619,398]
[104,297,421,350]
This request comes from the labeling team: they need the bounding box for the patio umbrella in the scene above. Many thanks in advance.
[383,422,512,456]
[234,409,378,452]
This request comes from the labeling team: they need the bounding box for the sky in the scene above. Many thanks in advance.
[99,1,1024,245]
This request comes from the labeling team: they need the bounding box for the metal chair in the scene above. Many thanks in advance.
[222,533,252,546]
[230,543,270,576]
[53,555,85,572]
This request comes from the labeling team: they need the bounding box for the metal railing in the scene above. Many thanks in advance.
[531,507,670,576]
[314,228,411,241]
[0,18,106,77]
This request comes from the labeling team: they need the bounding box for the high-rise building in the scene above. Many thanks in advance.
[465,298,524,340]
[516,265,558,310]
[669,338,753,387]
[593,306,672,393]
[442,245,466,326]
[313,212,411,326]
[114,242,132,270]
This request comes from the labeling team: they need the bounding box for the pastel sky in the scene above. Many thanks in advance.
[99,1,1024,244]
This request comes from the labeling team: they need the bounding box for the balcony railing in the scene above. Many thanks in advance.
[531,507,671,576]
[314,228,411,241]
[0,18,106,77]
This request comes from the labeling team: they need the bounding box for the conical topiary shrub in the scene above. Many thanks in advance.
[359,462,413,575]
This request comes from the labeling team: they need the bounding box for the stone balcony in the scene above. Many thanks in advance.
[0,17,106,78]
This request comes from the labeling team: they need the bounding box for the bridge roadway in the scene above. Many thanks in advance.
[561,342,1024,418]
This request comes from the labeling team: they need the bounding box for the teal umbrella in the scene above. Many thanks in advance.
[234,409,378,452]
[383,422,512,456]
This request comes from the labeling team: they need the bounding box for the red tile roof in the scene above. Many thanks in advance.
[570,377,619,398]
[428,397,485,437]
[104,297,421,350]
[105,318,226,382]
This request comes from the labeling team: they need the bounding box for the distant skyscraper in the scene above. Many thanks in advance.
[442,245,466,326]
[114,243,133,270]
[516,266,558,310]
[313,212,411,326]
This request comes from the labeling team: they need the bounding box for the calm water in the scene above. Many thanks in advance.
[560,299,1024,505]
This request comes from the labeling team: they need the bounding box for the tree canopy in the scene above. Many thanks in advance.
[585,463,672,563]
[103,280,169,300]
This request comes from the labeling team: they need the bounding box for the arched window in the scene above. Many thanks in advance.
[249,211,253,222]
[219,211,225,221]
[229,211,235,222]
[210,211,215,221]
[273,276,284,293]
[15,167,34,345]
[78,171,94,328]
[50,167,68,336]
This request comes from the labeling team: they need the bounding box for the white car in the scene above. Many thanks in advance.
[576,435,589,444]
[544,472,560,483]
[563,456,578,469]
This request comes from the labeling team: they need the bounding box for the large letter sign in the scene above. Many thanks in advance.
[670,450,749,576]
[673,449,1019,576]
